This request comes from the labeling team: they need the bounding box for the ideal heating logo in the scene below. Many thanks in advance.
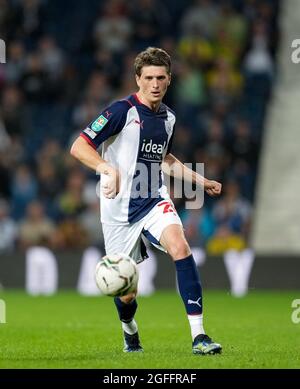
[141,139,166,161]
[0,39,6,63]
[0,299,6,324]
[141,139,166,154]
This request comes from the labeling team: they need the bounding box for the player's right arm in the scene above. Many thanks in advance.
[70,100,130,198]
[70,136,120,198]
[70,136,109,173]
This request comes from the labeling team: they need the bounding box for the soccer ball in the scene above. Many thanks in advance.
[95,253,138,297]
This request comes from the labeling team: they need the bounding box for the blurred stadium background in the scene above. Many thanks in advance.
[0,0,299,294]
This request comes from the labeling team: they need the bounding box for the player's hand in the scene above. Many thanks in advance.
[101,166,120,199]
[204,179,222,197]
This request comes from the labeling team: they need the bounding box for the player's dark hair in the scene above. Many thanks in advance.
[134,47,171,76]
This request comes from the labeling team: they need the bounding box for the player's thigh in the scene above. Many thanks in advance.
[143,200,187,259]
[160,224,191,260]
[102,223,142,260]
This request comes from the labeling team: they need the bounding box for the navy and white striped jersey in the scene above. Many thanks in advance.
[80,94,176,225]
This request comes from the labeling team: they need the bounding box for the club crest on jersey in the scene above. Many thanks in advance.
[91,115,108,132]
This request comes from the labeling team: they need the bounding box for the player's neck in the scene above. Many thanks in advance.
[135,92,161,112]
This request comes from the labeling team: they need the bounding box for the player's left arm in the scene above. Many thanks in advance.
[162,153,222,197]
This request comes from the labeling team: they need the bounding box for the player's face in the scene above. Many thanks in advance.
[136,66,171,108]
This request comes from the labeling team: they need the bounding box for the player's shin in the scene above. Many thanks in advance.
[114,297,138,334]
[175,255,205,340]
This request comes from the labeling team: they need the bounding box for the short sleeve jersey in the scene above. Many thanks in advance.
[81,94,176,224]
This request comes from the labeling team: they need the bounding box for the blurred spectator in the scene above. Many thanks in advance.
[5,41,26,84]
[172,125,193,157]
[38,36,65,80]
[94,0,132,54]
[77,179,104,247]
[72,99,100,129]
[180,0,220,40]
[229,119,258,168]
[36,161,62,215]
[79,200,104,247]
[13,0,45,43]
[11,164,38,220]
[207,180,252,254]
[93,48,121,88]
[200,117,231,176]
[1,85,27,138]
[174,63,207,128]
[243,20,274,78]
[84,71,114,107]
[114,51,139,98]
[0,0,14,39]
[20,53,47,102]
[36,139,66,183]
[206,224,246,255]
[194,145,225,185]
[243,0,259,23]
[180,207,215,247]
[228,159,255,201]
[177,30,214,68]
[130,0,171,50]
[55,169,86,220]
[53,216,89,250]
[207,58,243,109]
[19,200,55,249]
[215,3,248,64]
[213,180,252,235]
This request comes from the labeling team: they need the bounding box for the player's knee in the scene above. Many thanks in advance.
[120,292,136,304]
[168,240,191,260]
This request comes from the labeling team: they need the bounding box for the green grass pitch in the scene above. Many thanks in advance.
[0,290,299,369]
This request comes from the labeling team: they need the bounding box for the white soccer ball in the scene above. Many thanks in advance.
[95,253,139,297]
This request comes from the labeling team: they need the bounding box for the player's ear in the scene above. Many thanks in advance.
[168,74,171,86]
[135,74,141,88]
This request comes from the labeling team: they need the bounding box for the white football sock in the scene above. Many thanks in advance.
[188,314,205,340]
[122,319,138,335]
